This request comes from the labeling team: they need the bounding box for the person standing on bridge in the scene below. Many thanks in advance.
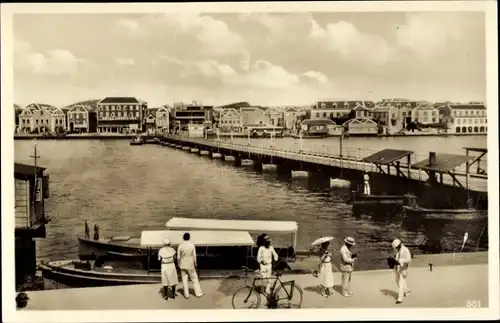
[392,239,411,304]
[257,235,279,294]
[177,232,204,299]
[363,172,371,195]
[339,237,357,297]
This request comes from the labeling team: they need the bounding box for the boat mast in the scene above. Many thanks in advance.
[30,143,40,222]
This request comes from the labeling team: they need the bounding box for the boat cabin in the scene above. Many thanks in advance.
[140,230,255,272]
[165,217,300,262]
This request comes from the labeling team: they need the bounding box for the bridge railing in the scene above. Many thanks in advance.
[163,135,487,191]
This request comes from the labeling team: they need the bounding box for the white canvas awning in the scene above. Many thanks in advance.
[165,217,298,234]
[140,230,255,248]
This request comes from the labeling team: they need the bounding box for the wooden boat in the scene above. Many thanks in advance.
[43,229,315,288]
[402,205,487,221]
[129,136,144,145]
[79,218,305,262]
[351,193,417,207]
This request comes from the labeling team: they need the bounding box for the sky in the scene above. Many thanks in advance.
[13,11,486,108]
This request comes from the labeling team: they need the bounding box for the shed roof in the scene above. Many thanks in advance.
[463,147,487,153]
[140,230,255,247]
[362,149,414,165]
[411,153,475,172]
[165,217,298,234]
[14,163,46,177]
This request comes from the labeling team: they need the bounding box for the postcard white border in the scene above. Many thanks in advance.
[2,1,499,322]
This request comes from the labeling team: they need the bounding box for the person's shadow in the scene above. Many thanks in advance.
[304,285,344,296]
[380,288,398,300]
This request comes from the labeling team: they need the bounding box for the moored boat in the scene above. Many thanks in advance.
[43,228,316,288]
[402,205,487,221]
[129,136,144,145]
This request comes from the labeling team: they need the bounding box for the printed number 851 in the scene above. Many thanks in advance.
[466,300,481,308]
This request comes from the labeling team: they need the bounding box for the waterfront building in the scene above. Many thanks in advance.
[438,102,487,134]
[174,104,213,131]
[311,101,360,120]
[15,162,50,287]
[96,97,146,133]
[410,102,440,125]
[343,118,378,136]
[371,100,417,133]
[155,105,171,133]
[241,106,273,127]
[144,108,158,134]
[219,108,242,132]
[67,104,97,133]
[265,106,284,126]
[283,106,301,132]
[300,118,343,136]
[352,102,376,120]
[18,103,64,134]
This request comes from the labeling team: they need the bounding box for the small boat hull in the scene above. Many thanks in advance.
[403,206,487,221]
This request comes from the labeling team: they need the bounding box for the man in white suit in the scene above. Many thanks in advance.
[392,238,411,304]
[177,232,204,299]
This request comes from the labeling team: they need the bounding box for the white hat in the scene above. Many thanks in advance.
[163,238,171,246]
[344,237,356,245]
[392,239,402,249]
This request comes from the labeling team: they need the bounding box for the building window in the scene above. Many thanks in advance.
[111,112,115,117]
[474,126,478,133]
[464,111,468,116]
[462,126,467,133]
[480,126,485,132]
[135,112,139,117]
[99,112,103,117]
[456,127,461,133]
[468,119,472,124]
[432,118,436,123]
[457,118,461,124]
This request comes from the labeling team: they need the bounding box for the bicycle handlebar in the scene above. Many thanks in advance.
[240,266,283,278]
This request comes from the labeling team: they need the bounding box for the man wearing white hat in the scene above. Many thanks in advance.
[392,239,411,304]
[339,237,357,297]
[158,238,179,300]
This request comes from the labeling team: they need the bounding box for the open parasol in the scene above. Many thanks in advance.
[311,236,334,247]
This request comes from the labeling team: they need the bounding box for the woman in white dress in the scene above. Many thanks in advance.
[317,241,334,297]
[158,238,179,300]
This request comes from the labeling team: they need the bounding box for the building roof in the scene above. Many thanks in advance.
[99,97,140,104]
[448,104,487,110]
[14,163,46,177]
[316,101,374,110]
[301,119,336,126]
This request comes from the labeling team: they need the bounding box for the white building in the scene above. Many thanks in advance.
[18,103,66,133]
[438,103,487,134]
[219,108,242,132]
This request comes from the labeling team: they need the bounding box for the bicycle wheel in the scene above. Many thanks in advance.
[275,281,303,308]
[232,286,261,309]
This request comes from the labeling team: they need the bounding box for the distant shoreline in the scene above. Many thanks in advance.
[13,132,487,140]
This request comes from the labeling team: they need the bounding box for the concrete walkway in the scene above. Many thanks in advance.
[21,263,488,310]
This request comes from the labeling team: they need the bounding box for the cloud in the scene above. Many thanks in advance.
[116,57,135,66]
[115,19,141,37]
[396,13,462,59]
[302,70,328,84]
[309,19,393,65]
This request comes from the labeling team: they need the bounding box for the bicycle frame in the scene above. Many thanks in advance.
[249,275,295,300]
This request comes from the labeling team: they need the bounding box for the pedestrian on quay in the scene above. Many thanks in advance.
[257,234,279,294]
[317,241,334,297]
[339,237,357,297]
[177,232,204,299]
[158,238,179,300]
[392,239,411,304]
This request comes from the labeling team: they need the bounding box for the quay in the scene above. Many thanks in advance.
[154,135,487,208]
[14,133,137,140]
[21,252,488,310]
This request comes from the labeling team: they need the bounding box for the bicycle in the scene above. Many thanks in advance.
[231,266,303,309]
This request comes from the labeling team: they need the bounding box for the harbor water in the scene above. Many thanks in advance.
[14,136,488,271]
